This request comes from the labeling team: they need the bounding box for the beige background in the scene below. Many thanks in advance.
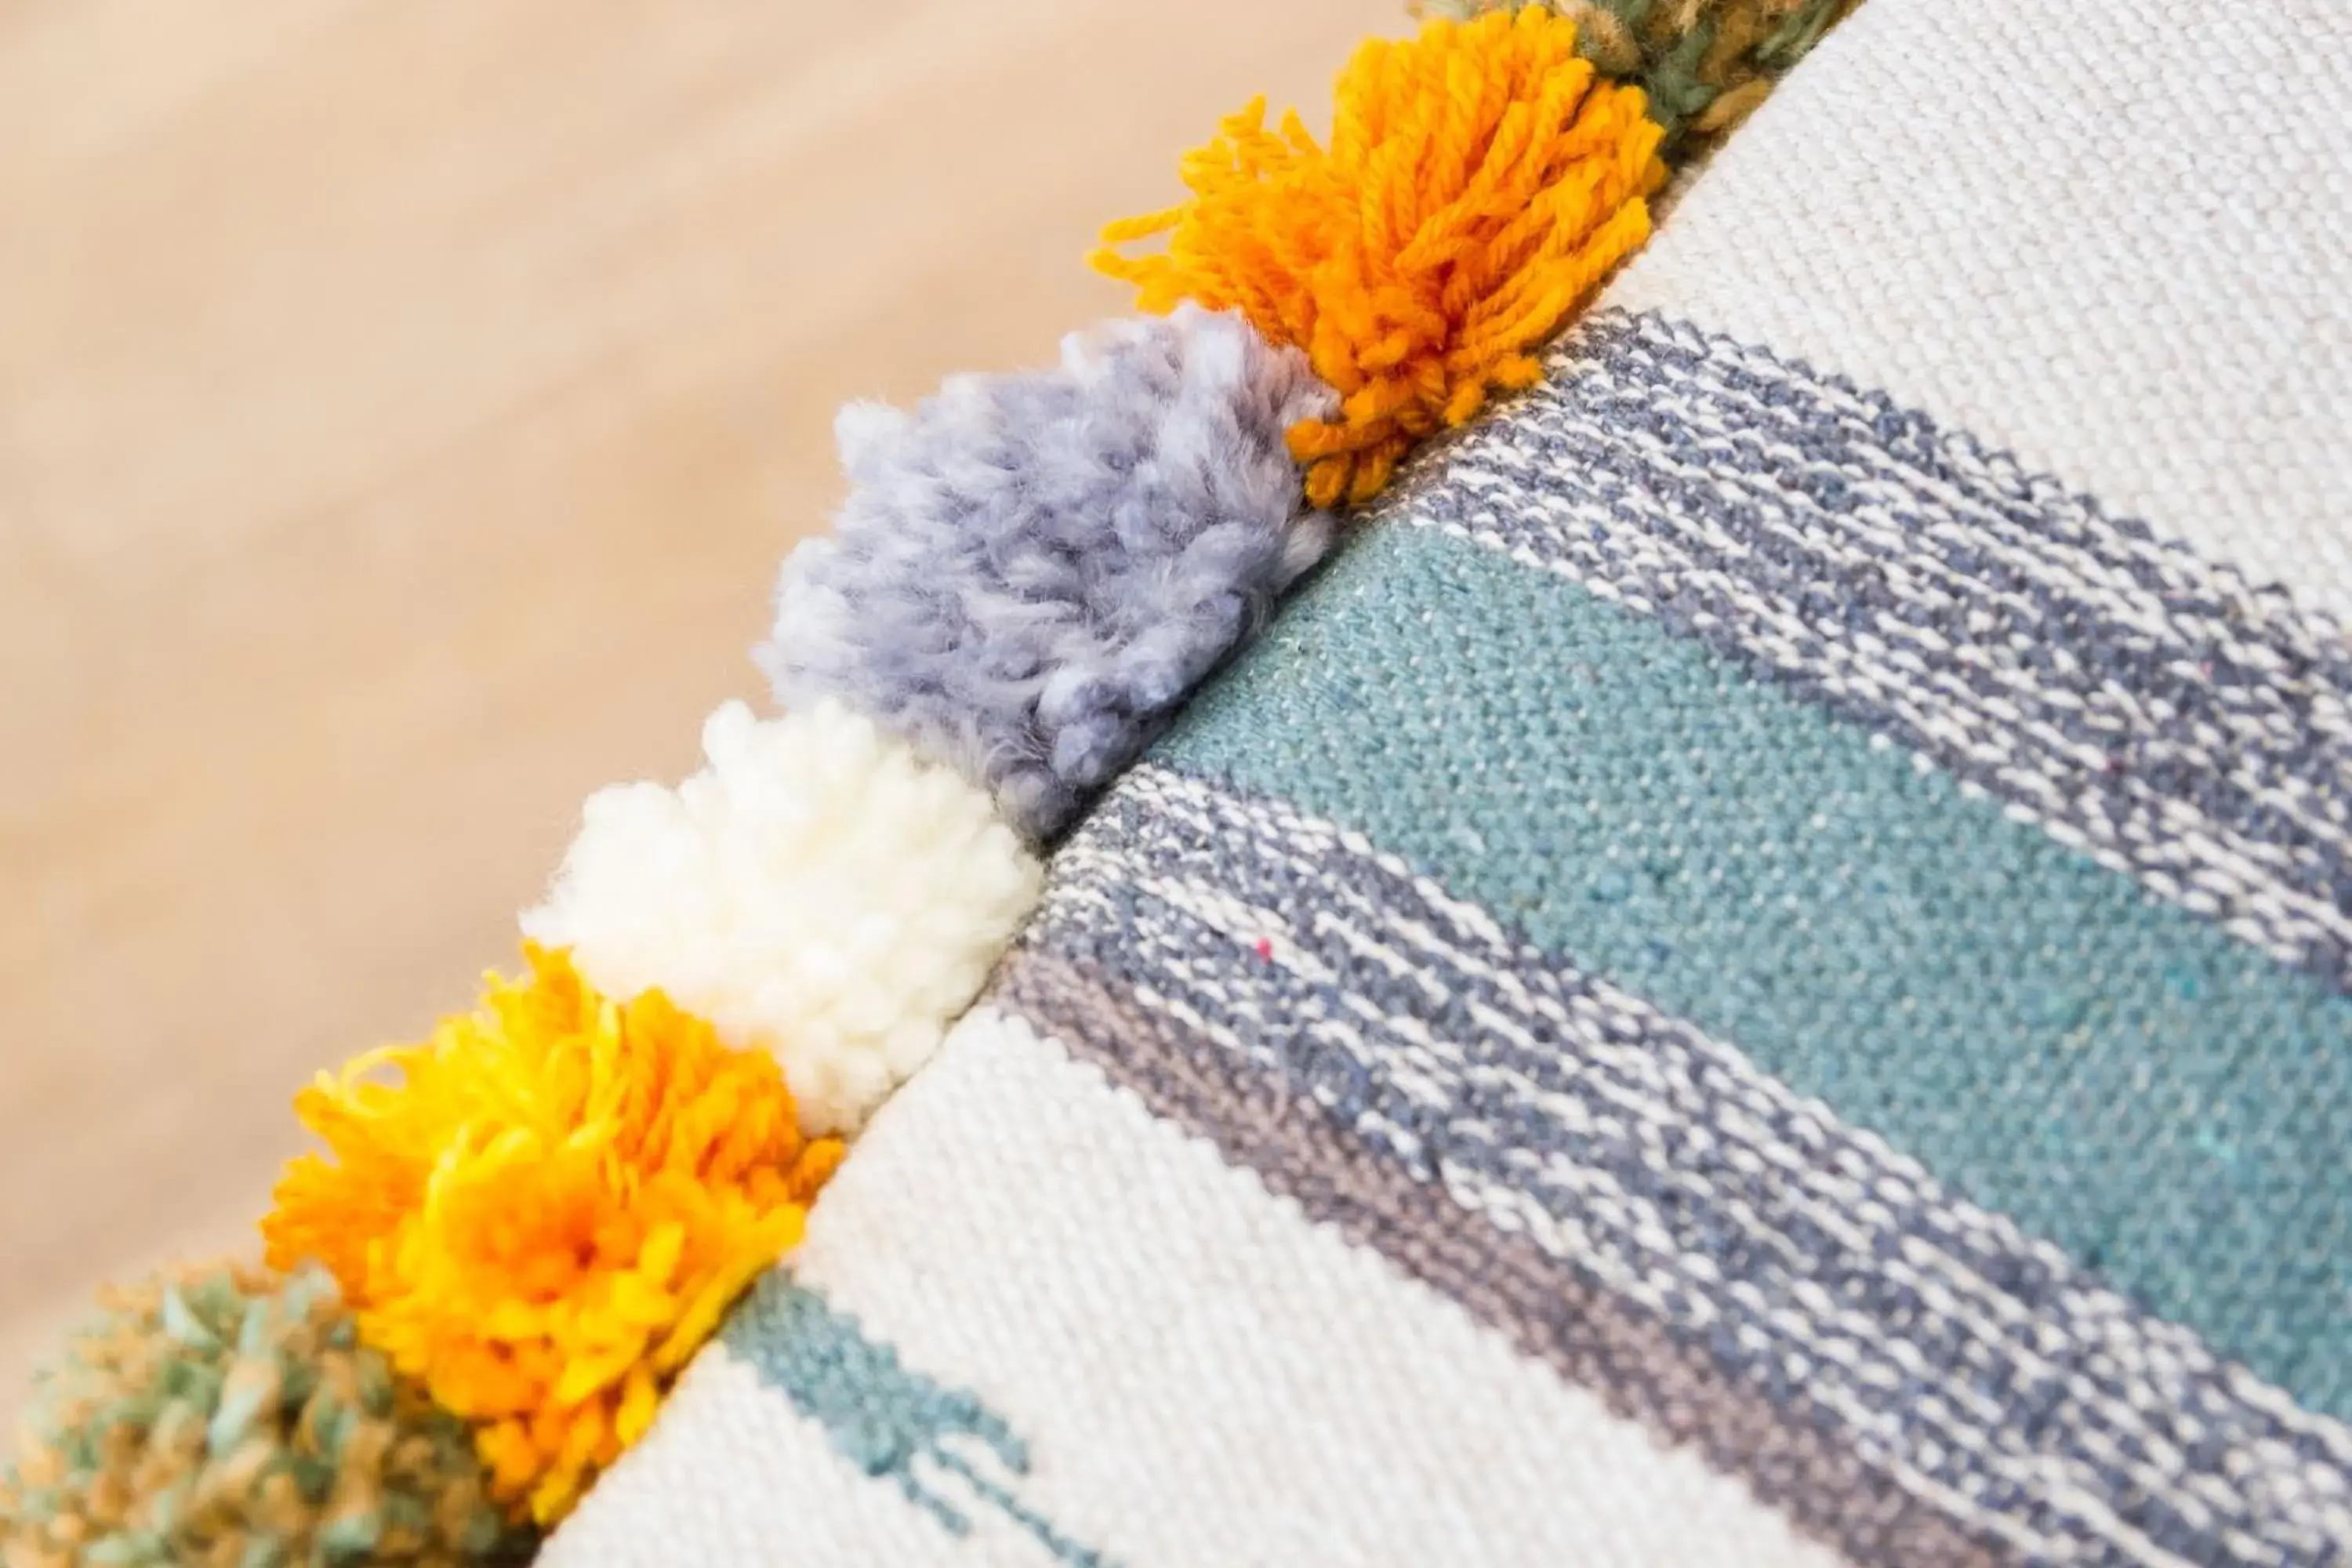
[0,0,1384,1420]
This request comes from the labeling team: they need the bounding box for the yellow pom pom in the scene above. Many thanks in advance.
[1094,8,1666,507]
[263,944,843,1526]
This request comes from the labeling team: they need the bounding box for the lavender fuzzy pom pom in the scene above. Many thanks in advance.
[758,305,1334,840]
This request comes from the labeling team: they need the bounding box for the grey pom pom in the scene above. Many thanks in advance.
[760,305,1334,840]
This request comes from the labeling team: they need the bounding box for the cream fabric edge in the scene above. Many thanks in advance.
[1606,0,2352,619]
[549,1007,1850,1567]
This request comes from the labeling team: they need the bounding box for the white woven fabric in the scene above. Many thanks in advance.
[546,1009,1850,1567]
[548,3,2352,1560]
[1609,0,2352,616]
[546,1352,977,1567]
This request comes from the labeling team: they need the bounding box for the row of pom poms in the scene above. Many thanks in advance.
[2,5,1856,1561]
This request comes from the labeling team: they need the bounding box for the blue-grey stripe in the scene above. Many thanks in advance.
[1382,309,2352,986]
[1025,764,2352,1568]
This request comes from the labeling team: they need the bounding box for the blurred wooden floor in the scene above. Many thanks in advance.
[0,0,1384,1418]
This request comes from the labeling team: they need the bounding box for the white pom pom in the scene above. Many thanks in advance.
[523,699,1042,1134]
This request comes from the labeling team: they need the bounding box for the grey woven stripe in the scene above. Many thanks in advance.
[997,950,2008,1568]
[1374,310,2352,985]
[1022,765,2352,1568]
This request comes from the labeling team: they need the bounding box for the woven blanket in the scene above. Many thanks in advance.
[547,2,2352,1563]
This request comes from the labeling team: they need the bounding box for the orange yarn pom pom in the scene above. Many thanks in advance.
[263,944,842,1526]
[1094,8,1666,506]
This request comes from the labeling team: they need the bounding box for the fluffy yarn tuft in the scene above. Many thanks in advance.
[263,946,843,1526]
[759,307,1334,840]
[524,699,1043,1133]
[1094,7,1665,507]
[1408,0,1860,154]
[0,1260,528,1568]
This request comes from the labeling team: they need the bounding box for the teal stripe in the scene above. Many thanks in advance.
[724,1276,1113,1566]
[1158,523,2352,1418]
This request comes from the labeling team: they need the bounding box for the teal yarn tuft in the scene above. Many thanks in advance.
[0,1261,531,1568]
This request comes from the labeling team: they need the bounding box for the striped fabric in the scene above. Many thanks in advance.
[548,1,2352,1562]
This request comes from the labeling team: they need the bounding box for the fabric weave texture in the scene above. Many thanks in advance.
[547,1,2352,1563]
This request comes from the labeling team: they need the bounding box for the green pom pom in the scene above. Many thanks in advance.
[1407,0,1860,155]
[0,1261,533,1568]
